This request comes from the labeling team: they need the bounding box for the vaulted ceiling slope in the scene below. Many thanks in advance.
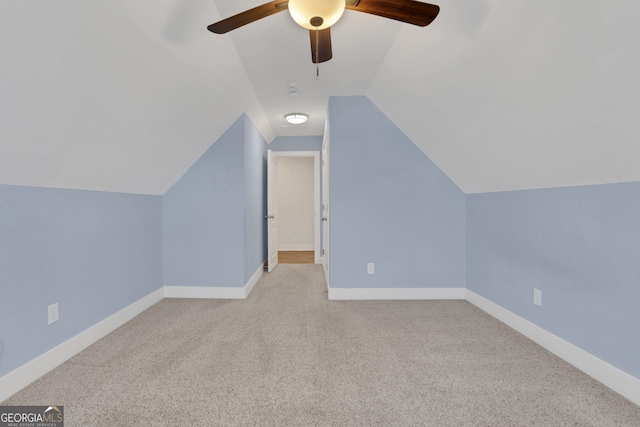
[369,0,640,193]
[0,1,273,195]
[1,1,639,195]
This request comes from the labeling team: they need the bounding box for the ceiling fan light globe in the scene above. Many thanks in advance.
[288,0,346,30]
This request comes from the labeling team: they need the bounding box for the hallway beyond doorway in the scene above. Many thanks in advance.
[278,251,314,264]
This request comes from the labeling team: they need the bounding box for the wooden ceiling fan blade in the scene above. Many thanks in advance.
[207,1,289,34]
[346,0,439,27]
[310,28,332,63]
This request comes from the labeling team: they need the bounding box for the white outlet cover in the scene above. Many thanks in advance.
[48,303,59,325]
[533,289,542,306]
[367,263,375,275]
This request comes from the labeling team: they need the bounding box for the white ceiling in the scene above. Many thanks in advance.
[1,0,639,195]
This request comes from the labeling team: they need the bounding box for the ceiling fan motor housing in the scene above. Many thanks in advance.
[310,16,324,27]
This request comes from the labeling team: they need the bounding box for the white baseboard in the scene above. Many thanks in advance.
[328,286,465,300]
[164,264,264,300]
[164,286,246,299]
[465,289,640,407]
[243,264,264,298]
[322,263,329,292]
[0,288,164,403]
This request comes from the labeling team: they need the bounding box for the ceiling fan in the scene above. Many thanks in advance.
[207,0,440,64]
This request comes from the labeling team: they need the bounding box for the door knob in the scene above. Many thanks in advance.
[322,217,327,221]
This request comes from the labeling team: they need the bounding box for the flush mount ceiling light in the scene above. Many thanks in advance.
[285,113,308,125]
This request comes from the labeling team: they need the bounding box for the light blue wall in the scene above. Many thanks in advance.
[163,114,268,287]
[163,117,245,286]
[0,185,162,377]
[327,96,466,289]
[467,182,640,378]
[269,135,322,151]
[269,136,322,152]
[243,117,268,283]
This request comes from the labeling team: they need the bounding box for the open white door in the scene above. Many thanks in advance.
[267,149,278,272]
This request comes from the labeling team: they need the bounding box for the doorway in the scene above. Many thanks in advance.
[266,150,321,271]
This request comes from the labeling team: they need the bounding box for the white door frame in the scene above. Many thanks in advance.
[269,151,321,264]
[267,150,278,272]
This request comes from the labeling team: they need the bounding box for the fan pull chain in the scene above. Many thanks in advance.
[315,28,320,79]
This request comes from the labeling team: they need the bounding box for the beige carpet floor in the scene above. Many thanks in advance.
[3,264,640,426]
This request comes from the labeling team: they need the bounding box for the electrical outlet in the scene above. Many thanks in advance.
[48,303,59,325]
[533,289,542,306]
[367,263,375,275]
